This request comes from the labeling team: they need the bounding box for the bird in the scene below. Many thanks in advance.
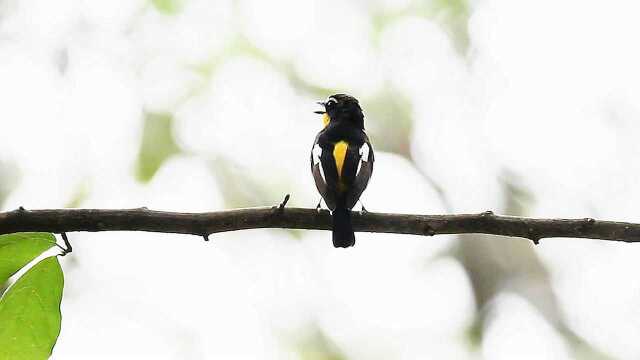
[310,94,374,248]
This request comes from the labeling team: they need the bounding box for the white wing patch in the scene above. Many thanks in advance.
[312,143,322,165]
[356,143,370,175]
[312,143,326,182]
[359,143,370,162]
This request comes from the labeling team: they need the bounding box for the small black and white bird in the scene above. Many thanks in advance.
[311,94,374,248]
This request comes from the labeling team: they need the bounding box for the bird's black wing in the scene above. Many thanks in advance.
[310,135,337,210]
[345,136,374,209]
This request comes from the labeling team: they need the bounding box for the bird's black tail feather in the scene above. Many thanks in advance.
[332,207,355,248]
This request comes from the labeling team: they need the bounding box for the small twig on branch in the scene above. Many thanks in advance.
[1,206,640,244]
[273,194,290,212]
[57,232,73,256]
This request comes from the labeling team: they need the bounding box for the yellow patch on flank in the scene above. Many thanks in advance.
[333,141,349,181]
[322,113,330,127]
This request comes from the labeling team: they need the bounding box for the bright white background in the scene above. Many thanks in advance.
[1,0,640,359]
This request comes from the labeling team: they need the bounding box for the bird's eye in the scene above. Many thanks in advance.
[326,98,337,107]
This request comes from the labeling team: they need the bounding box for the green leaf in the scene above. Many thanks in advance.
[0,257,64,360]
[0,233,56,287]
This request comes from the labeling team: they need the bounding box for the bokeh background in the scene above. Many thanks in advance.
[1,0,640,358]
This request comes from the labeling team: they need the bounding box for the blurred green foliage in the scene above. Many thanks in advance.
[464,316,482,349]
[210,158,270,208]
[65,180,90,208]
[428,0,471,52]
[372,0,470,53]
[562,331,615,360]
[136,112,182,183]
[501,171,535,217]
[151,0,184,15]
[294,328,346,360]
[362,92,413,157]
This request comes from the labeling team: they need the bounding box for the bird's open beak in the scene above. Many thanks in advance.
[314,101,326,114]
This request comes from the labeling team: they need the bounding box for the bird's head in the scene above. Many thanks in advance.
[314,94,364,129]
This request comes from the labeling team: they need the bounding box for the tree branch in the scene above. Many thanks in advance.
[1,207,640,244]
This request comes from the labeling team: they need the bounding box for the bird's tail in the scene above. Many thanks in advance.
[332,207,355,248]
